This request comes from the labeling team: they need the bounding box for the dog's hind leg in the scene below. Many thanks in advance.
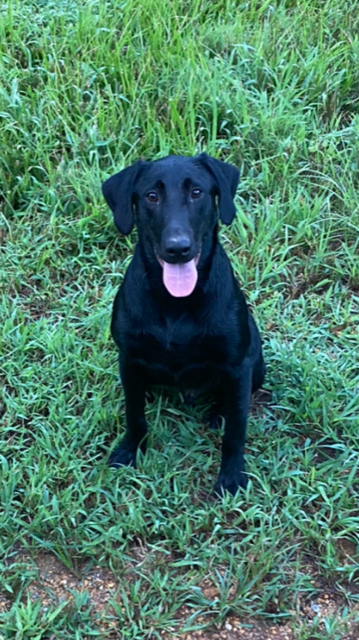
[248,314,266,393]
[207,388,225,430]
[251,353,266,393]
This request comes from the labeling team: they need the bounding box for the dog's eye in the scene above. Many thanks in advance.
[146,191,158,203]
[191,188,202,199]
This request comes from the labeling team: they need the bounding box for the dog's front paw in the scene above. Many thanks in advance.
[108,443,137,468]
[214,470,248,497]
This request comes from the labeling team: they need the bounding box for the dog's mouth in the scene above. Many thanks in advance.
[157,250,201,298]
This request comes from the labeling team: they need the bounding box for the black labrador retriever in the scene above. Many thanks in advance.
[102,153,266,495]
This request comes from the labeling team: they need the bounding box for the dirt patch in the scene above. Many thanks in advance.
[162,617,294,639]
[0,552,120,634]
[161,587,357,639]
[1,551,358,639]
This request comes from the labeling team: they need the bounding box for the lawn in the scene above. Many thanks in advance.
[1,0,359,638]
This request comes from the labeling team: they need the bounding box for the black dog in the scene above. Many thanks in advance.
[102,153,265,495]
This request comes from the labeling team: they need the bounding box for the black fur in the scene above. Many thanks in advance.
[102,154,266,496]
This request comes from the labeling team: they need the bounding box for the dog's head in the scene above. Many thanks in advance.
[102,154,239,297]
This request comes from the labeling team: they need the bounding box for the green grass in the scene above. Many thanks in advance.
[1,0,359,637]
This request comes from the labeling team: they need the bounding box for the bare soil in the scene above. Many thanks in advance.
[1,551,357,639]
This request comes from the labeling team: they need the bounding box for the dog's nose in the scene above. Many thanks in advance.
[163,236,191,260]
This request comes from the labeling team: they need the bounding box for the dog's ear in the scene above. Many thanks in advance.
[102,161,143,235]
[197,153,240,225]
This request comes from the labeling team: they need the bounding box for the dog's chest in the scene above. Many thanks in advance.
[127,317,229,384]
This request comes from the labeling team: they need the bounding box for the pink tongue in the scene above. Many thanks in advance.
[162,259,198,297]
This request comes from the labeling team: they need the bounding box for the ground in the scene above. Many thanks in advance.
[0,549,357,639]
[1,0,359,638]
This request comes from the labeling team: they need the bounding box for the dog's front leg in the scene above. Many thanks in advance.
[109,358,148,469]
[214,359,252,496]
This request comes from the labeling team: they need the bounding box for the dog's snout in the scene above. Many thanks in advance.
[163,235,192,261]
